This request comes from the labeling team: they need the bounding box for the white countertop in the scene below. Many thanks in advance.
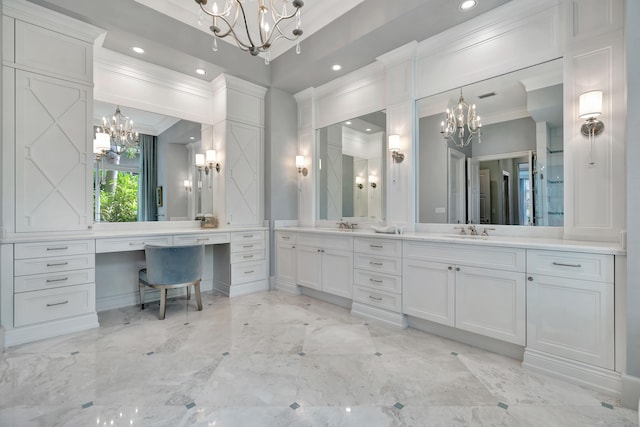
[275,226,625,255]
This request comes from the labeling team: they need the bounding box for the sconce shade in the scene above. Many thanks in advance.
[195,153,205,167]
[295,155,305,168]
[579,90,603,119]
[388,134,401,152]
[93,132,111,154]
[206,149,217,163]
[184,179,191,188]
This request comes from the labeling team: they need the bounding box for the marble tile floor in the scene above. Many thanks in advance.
[0,290,637,427]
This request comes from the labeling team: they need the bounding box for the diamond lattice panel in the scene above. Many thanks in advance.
[15,71,90,232]
[226,123,260,225]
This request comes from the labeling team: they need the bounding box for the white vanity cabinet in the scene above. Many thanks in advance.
[295,233,353,299]
[275,231,296,289]
[12,239,97,333]
[525,250,615,369]
[213,230,269,297]
[352,237,403,315]
[403,241,526,345]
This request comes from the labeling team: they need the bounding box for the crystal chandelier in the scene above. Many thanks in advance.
[440,89,482,148]
[194,0,304,64]
[96,106,139,155]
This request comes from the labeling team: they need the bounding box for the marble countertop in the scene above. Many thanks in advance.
[275,226,625,255]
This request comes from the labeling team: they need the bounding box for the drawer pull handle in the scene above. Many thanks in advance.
[456,267,461,272]
[528,276,534,281]
[129,242,145,246]
[46,246,68,251]
[369,278,383,284]
[369,262,383,267]
[243,255,254,259]
[46,277,69,283]
[552,262,581,268]
[197,238,210,242]
[370,244,383,249]
[46,262,69,267]
[369,295,383,301]
[46,300,69,307]
[243,244,254,248]
[243,234,254,238]
[448,266,453,271]
[244,270,254,274]
[282,236,291,240]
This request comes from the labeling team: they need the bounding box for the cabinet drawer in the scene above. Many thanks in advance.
[354,237,401,257]
[14,239,95,259]
[298,233,353,251]
[354,269,401,294]
[14,283,96,327]
[354,254,401,275]
[231,240,266,253]
[15,268,95,293]
[404,241,525,272]
[231,231,265,243]
[231,260,266,285]
[14,254,95,276]
[276,231,296,243]
[173,233,230,245]
[353,285,402,313]
[231,250,265,264]
[527,250,613,283]
[95,236,173,253]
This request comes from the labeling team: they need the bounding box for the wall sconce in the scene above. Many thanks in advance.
[355,176,364,189]
[183,179,192,192]
[579,90,604,137]
[369,175,377,189]
[205,149,221,173]
[296,155,308,176]
[388,134,404,163]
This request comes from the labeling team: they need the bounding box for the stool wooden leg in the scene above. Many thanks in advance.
[194,282,203,311]
[186,286,191,300]
[159,288,167,320]
[139,282,145,310]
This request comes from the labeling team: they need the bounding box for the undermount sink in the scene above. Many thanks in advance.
[440,233,489,240]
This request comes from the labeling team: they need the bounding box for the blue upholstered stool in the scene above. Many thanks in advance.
[138,244,204,319]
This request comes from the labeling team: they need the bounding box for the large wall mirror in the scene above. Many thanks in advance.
[316,111,386,222]
[93,101,203,223]
[416,58,563,226]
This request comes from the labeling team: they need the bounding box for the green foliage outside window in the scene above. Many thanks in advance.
[99,171,139,222]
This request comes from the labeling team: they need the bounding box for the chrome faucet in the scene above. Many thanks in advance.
[337,221,357,230]
[481,227,495,237]
[454,226,467,235]
[468,225,478,236]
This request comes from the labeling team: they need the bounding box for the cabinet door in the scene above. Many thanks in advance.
[322,249,353,299]
[403,259,455,327]
[456,266,526,345]
[15,70,91,232]
[276,242,296,285]
[527,274,614,369]
[296,246,322,290]
[226,122,261,226]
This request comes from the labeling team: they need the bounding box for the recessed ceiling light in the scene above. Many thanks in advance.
[345,121,352,125]
[189,136,195,140]
[365,128,372,132]
[332,64,342,71]
[195,68,207,75]
[459,0,477,11]
[131,46,145,54]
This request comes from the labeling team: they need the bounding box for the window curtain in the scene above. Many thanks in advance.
[138,134,158,221]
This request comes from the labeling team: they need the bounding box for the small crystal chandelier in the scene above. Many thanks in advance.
[194,0,304,65]
[96,106,139,155]
[440,89,482,148]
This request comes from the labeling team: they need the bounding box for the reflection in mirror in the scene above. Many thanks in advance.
[93,101,201,222]
[417,58,563,226]
[316,111,386,222]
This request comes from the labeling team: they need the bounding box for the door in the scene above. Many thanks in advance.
[455,266,525,345]
[448,149,466,224]
[467,157,480,224]
[295,246,322,290]
[322,249,353,298]
[276,242,296,285]
[403,259,455,327]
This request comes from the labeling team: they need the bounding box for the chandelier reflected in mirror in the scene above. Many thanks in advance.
[440,89,482,148]
[194,0,304,64]
[96,105,139,155]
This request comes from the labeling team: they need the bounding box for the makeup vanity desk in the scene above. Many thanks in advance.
[0,223,269,347]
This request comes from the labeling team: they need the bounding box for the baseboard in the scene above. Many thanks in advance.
[274,279,302,295]
[621,374,640,410]
[97,281,214,311]
[0,325,5,352]
[5,313,99,347]
[523,349,621,397]
[300,287,352,309]
[351,302,407,328]
[214,279,270,298]
[407,315,525,361]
